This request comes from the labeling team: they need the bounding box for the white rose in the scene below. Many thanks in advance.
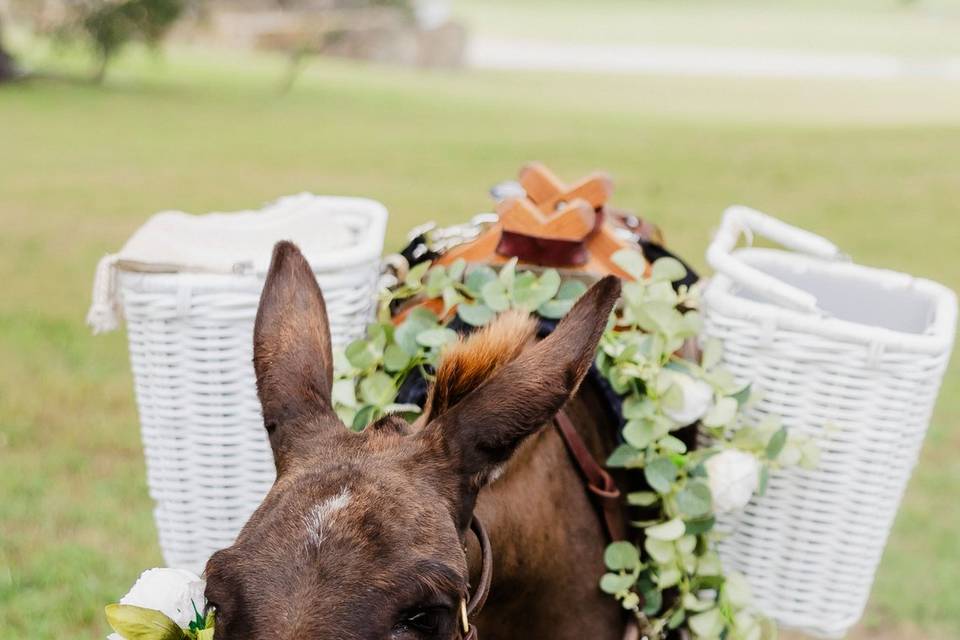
[106,568,206,639]
[706,449,760,514]
[663,371,714,426]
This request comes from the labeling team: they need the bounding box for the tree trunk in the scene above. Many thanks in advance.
[0,17,18,82]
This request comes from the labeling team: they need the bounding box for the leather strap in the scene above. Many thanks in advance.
[460,516,492,640]
[553,409,625,542]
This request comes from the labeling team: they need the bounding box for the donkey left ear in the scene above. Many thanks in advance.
[422,276,620,521]
[254,241,341,473]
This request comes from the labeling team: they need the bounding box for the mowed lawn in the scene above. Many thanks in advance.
[1,44,959,639]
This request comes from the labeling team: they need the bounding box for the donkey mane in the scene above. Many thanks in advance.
[422,311,538,423]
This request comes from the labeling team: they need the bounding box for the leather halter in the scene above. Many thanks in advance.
[458,408,638,640]
[459,516,492,640]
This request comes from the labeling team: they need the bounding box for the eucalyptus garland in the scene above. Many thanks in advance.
[333,252,818,640]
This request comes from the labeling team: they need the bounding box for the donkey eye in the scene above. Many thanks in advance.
[394,606,447,635]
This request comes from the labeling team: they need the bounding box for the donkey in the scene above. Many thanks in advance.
[203,241,628,640]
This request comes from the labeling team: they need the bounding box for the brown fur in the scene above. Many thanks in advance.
[204,242,624,640]
[423,311,537,424]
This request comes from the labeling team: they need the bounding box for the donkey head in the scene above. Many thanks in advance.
[204,242,620,640]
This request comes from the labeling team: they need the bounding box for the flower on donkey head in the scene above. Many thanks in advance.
[705,448,760,514]
[106,568,206,639]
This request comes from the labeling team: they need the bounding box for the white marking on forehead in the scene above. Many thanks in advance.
[305,487,351,548]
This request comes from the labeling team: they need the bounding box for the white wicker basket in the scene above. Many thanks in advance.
[92,195,387,573]
[700,206,957,638]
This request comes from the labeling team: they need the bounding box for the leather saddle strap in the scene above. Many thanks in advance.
[553,409,626,543]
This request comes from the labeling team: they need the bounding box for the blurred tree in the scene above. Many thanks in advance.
[61,0,188,83]
[0,16,19,82]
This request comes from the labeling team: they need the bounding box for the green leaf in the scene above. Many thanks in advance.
[604,541,641,571]
[359,371,397,406]
[757,465,770,496]
[644,457,678,494]
[689,607,724,638]
[701,338,723,370]
[731,383,752,407]
[599,572,636,594]
[405,261,431,288]
[457,301,494,327]
[607,444,643,468]
[105,604,187,640]
[644,537,675,564]
[537,297,575,319]
[498,257,518,288]
[667,607,687,630]
[416,327,458,349]
[641,585,663,615]
[627,491,659,507]
[697,551,723,577]
[464,265,497,295]
[345,338,380,370]
[556,278,588,300]
[331,379,357,408]
[724,572,754,609]
[766,426,788,460]
[623,418,656,449]
[612,248,647,280]
[676,480,713,518]
[676,534,697,556]
[447,258,467,282]
[395,307,439,355]
[645,517,686,541]
[659,435,688,454]
[351,404,378,430]
[684,516,716,536]
[480,280,510,312]
[650,256,687,283]
[657,567,681,588]
[702,397,737,428]
[425,268,450,298]
[382,344,411,373]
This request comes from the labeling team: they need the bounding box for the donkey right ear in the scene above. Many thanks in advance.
[421,276,620,524]
[253,241,341,472]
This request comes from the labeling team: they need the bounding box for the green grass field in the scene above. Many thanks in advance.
[1,38,959,639]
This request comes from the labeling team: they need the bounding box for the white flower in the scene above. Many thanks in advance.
[706,449,760,514]
[663,371,714,426]
[106,568,206,639]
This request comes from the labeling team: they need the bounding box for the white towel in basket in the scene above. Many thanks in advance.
[86,194,372,333]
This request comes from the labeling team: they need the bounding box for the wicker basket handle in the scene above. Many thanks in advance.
[707,205,845,313]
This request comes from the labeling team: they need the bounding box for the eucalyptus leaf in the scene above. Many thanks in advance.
[676,480,712,518]
[645,518,686,541]
[556,278,588,300]
[657,567,681,588]
[537,298,575,319]
[624,418,657,449]
[612,249,647,280]
[331,379,357,408]
[600,572,636,594]
[104,604,187,640]
[604,541,641,571]
[404,261,431,288]
[689,607,724,638]
[644,537,675,564]
[644,457,678,494]
[766,426,788,460]
[383,344,411,373]
[457,301,494,327]
[607,444,643,468]
[650,257,687,283]
[702,397,737,428]
[359,372,397,406]
[464,265,497,295]
[447,258,467,282]
[627,491,659,507]
[345,338,380,370]
[480,280,510,312]
[416,327,458,349]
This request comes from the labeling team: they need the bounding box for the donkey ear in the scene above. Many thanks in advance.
[254,241,340,471]
[424,276,620,500]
